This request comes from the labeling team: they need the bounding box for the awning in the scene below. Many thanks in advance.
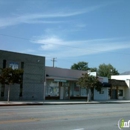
[102,82,112,87]
[109,79,128,87]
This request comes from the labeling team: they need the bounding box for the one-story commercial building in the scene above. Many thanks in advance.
[1,50,129,101]
[45,66,111,101]
[45,67,130,101]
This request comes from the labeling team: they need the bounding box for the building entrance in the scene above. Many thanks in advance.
[59,82,70,100]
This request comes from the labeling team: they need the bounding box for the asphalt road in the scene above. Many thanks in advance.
[0,104,130,130]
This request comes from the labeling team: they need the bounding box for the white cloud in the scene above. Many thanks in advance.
[32,35,130,58]
[35,36,63,44]
[0,4,105,28]
[32,36,65,50]
[23,20,65,24]
[0,15,62,28]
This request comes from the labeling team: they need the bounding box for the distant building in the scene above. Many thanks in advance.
[111,75,130,100]
[0,50,45,101]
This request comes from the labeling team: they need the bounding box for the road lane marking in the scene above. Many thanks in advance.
[0,110,129,124]
[0,107,130,116]
[0,118,39,124]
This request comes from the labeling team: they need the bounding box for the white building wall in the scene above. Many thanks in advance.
[94,87,108,100]
[118,87,125,100]
[111,75,130,99]
[124,87,130,99]
[94,76,109,100]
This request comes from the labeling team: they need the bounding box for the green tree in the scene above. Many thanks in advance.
[71,61,97,72]
[97,63,119,78]
[77,73,102,102]
[0,68,23,102]
[89,67,97,72]
[71,61,89,70]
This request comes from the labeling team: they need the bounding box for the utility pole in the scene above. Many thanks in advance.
[51,58,57,67]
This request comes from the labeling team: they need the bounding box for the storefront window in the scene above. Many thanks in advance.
[70,82,87,97]
[73,83,80,96]
[119,90,123,96]
[81,88,87,96]
[46,80,59,96]
[62,82,69,87]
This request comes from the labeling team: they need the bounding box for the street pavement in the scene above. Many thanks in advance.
[0,99,130,106]
[0,104,130,130]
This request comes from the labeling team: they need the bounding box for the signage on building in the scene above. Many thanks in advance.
[54,79,67,82]
[9,62,18,70]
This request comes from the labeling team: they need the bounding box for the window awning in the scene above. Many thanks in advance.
[109,79,128,87]
[102,82,112,87]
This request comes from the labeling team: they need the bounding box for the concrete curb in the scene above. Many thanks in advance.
[0,103,43,106]
[0,101,130,106]
[41,102,130,105]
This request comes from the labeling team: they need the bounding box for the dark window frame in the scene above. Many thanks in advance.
[119,90,123,96]
[1,84,5,97]
[3,60,6,68]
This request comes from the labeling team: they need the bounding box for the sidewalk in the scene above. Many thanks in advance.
[0,100,130,106]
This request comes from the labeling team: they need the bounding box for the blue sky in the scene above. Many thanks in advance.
[0,0,130,73]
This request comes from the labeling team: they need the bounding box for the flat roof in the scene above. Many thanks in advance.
[45,66,89,80]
